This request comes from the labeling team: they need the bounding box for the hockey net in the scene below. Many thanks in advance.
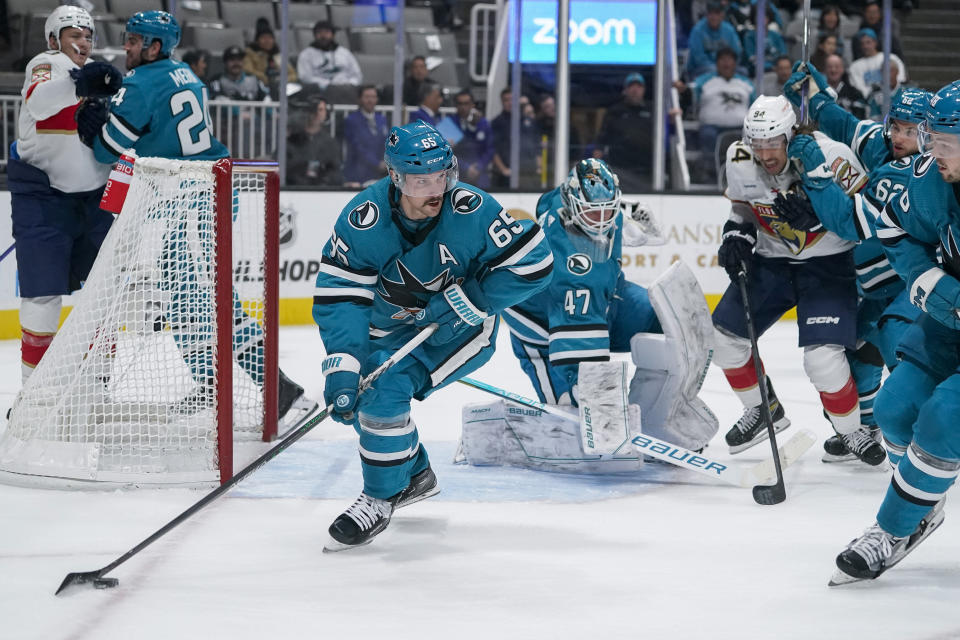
[0,158,279,488]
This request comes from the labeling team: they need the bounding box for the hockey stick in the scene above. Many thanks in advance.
[55,323,438,596]
[0,242,14,264]
[458,376,814,490]
[799,0,812,125]
[737,261,786,505]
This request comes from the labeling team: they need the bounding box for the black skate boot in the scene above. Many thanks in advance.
[830,498,946,585]
[324,492,394,552]
[840,426,887,466]
[278,369,319,434]
[391,465,440,510]
[822,426,882,463]
[725,377,791,454]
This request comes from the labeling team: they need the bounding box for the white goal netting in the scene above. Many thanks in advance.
[0,158,276,488]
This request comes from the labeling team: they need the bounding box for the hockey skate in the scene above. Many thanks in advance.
[277,369,319,435]
[829,498,946,586]
[823,426,886,466]
[725,377,791,454]
[324,492,395,552]
[391,465,440,509]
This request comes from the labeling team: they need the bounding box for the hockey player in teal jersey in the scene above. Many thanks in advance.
[779,62,930,464]
[76,10,316,431]
[315,121,553,550]
[85,11,228,162]
[829,81,960,585]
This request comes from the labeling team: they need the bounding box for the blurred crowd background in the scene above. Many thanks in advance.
[0,0,952,191]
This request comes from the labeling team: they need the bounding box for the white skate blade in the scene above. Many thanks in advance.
[741,428,816,486]
[278,396,320,437]
[828,568,868,587]
[821,451,857,463]
[322,537,374,553]
[728,417,792,454]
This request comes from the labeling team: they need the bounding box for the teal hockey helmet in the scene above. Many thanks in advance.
[560,158,622,243]
[384,120,458,196]
[919,80,960,159]
[125,10,180,56]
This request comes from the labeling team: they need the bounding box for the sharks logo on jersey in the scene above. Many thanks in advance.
[348,201,380,230]
[378,260,457,320]
[451,188,483,214]
[567,253,593,275]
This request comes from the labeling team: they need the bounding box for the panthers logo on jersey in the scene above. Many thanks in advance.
[451,188,483,214]
[567,253,593,275]
[348,201,380,230]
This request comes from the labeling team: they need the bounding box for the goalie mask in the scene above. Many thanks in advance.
[560,158,622,259]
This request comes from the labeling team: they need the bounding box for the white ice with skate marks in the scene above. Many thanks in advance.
[2,324,960,640]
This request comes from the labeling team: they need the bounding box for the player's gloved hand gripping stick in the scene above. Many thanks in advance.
[55,324,438,595]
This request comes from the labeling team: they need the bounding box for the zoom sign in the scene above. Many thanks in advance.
[509,0,657,65]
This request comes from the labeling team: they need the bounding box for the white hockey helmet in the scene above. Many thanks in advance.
[44,5,95,50]
[742,95,796,148]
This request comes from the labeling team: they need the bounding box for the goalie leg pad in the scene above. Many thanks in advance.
[628,261,718,450]
[458,400,641,473]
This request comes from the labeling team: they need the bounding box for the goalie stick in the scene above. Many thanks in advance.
[55,324,438,596]
[458,376,815,490]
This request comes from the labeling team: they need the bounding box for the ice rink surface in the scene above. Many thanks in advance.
[2,322,959,640]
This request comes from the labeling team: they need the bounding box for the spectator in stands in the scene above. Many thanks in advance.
[853,1,904,60]
[342,85,389,188]
[865,59,904,121]
[244,17,296,100]
[296,20,362,92]
[536,93,583,168]
[182,49,210,82]
[676,47,754,182]
[287,95,342,187]
[822,53,868,120]
[440,90,494,189]
[594,72,653,192]
[726,0,784,38]
[210,46,269,101]
[686,1,742,79]
[817,5,851,66]
[764,55,793,96]
[742,6,788,76]
[402,56,432,106]
[491,88,541,190]
[810,34,839,72]
[409,81,443,126]
[847,28,906,98]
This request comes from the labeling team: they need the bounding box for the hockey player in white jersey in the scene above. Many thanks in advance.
[8,6,122,385]
[460,159,718,473]
[712,95,884,465]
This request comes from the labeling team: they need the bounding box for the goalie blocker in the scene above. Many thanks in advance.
[458,261,718,471]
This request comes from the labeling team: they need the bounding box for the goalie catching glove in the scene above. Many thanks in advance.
[75,97,109,149]
[621,200,666,247]
[414,282,489,346]
[70,61,123,98]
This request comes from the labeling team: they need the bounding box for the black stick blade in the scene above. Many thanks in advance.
[56,570,106,595]
[752,481,787,505]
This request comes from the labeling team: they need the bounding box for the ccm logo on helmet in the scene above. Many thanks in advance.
[567,253,592,275]
[348,201,380,230]
[806,316,839,325]
[451,188,482,214]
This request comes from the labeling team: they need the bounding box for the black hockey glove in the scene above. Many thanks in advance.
[717,220,756,281]
[772,189,823,233]
[70,61,123,98]
[75,97,109,149]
